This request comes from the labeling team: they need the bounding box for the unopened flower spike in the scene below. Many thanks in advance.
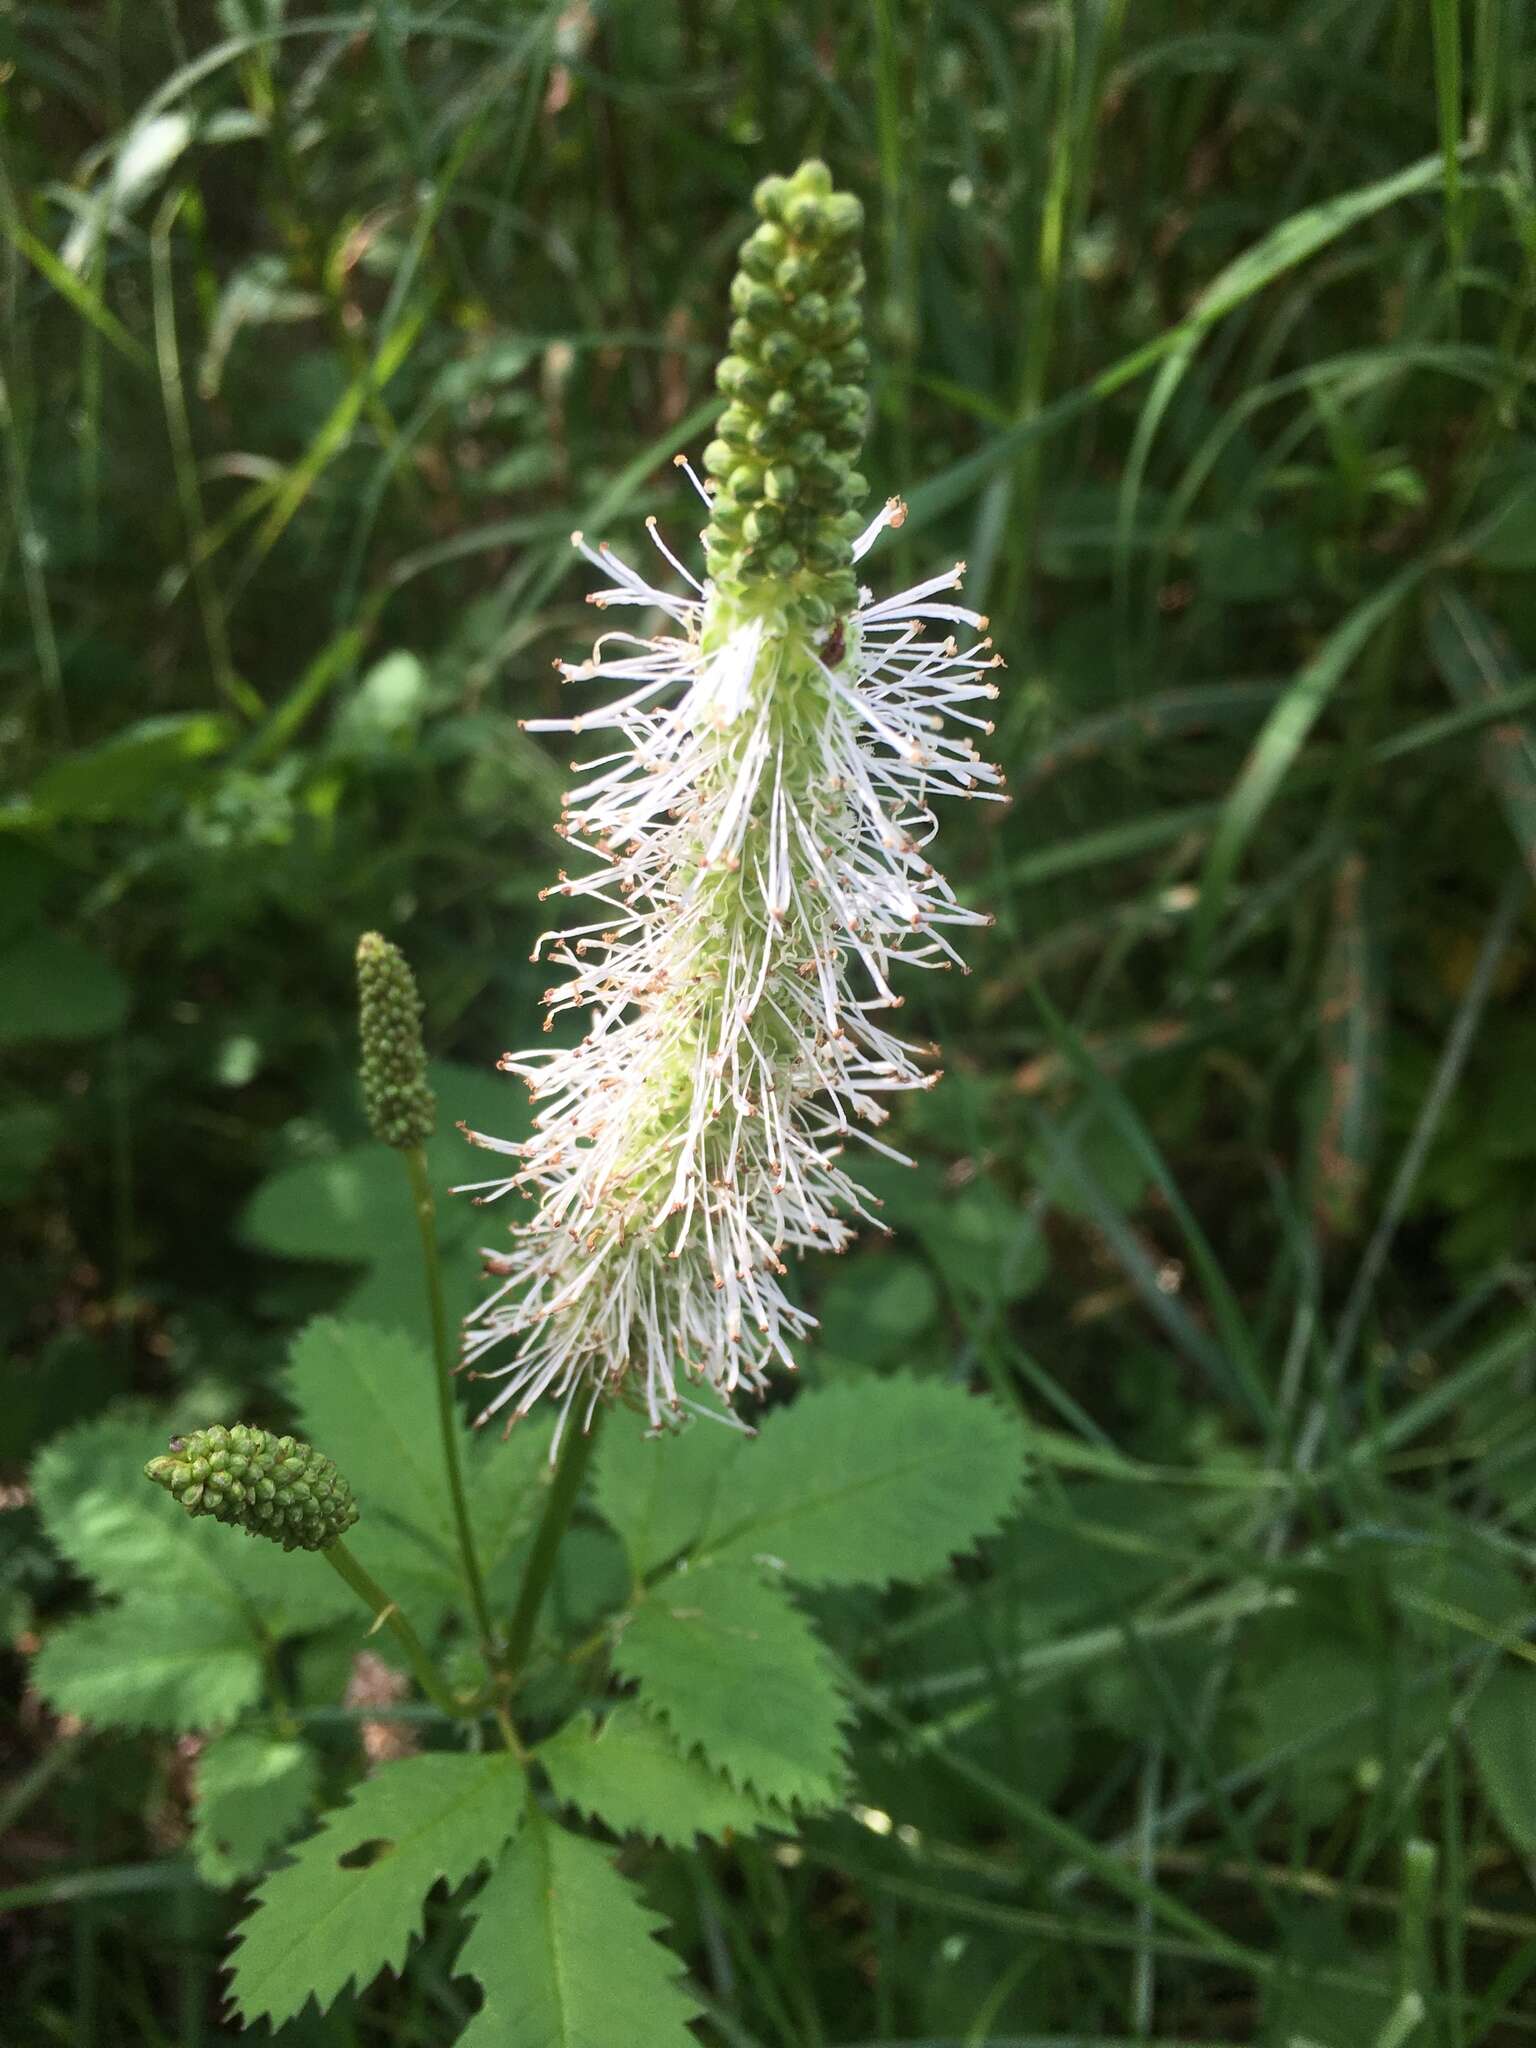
[357,930,437,1149]
[146,1424,360,1553]
[459,157,1005,1446]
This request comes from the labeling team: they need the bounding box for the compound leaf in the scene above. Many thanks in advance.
[229,1752,525,2028]
[30,1406,355,1636]
[286,1320,456,1553]
[285,1319,552,1622]
[464,1411,557,1589]
[193,1731,320,1887]
[33,1406,224,1598]
[241,1062,519,1333]
[697,1374,1026,1587]
[594,1412,737,1580]
[32,1597,263,1733]
[611,1563,847,1808]
[456,1806,700,2048]
[538,1705,785,1847]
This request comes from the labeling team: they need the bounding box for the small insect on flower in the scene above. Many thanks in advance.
[458,159,1005,1450]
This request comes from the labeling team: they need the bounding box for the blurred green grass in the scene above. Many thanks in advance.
[7,1,1536,2042]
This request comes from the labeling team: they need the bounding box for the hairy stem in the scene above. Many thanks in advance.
[504,1409,604,1680]
[403,1145,499,1671]
[322,1537,469,1721]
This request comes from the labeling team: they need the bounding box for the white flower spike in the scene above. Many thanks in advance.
[459,161,1004,1449]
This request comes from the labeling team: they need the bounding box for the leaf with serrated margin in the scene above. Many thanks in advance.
[30,1406,356,1636]
[697,1375,1026,1587]
[287,1320,553,1626]
[611,1563,847,1808]
[193,1731,319,1887]
[229,1752,524,2028]
[286,1320,457,1552]
[32,1597,263,1733]
[456,1806,700,2048]
[241,1062,521,1333]
[594,1409,739,1580]
[464,1410,555,1590]
[539,1705,786,1847]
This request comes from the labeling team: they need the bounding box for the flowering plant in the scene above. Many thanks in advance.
[461,159,1005,1443]
[26,162,1025,2046]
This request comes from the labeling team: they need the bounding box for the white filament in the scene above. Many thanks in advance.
[459,505,1004,1445]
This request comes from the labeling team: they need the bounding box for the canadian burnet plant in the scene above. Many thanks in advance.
[459,158,1005,1439]
[28,163,1025,2045]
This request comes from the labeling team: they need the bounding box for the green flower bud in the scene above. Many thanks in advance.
[789,290,830,337]
[730,275,779,324]
[773,253,817,298]
[356,931,436,1150]
[742,505,784,544]
[823,192,864,240]
[760,331,804,376]
[752,173,793,221]
[738,224,785,279]
[703,158,869,624]
[784,193,827,240]
[145,1424,360,1553]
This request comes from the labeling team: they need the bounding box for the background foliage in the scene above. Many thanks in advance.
[6,0,1536,2042]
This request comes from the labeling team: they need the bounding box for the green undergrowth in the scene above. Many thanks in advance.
[7,2,1536,2043]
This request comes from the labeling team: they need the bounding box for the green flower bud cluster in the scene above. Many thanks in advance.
[356,930,436,1150]
[702,159,869,627]
[145,1424,360,1552]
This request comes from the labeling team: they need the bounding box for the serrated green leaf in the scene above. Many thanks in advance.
[230,1752,525,2027]
[32,1597,263,1733]
[697,1375,1026,1588]
[1468,1662,1536,1854]
[538,1705,785,1847]
[464,1415,556,1591]
[32,1407,199,1594]
[30,1407,356,1636]
[193,1731,319,1887]
[594,1411,737,1579]
[597,1382,1024,1596]
[286,1320,458,1553]
[285,1319,550,1621]
[241,1062,523,1333]
[612,1563,847,1807]
[456,1806,701,2048]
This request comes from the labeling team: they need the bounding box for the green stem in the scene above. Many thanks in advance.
[323,1538,469,1720]
[403,1145,499,1670]
[504,1408,604,1680]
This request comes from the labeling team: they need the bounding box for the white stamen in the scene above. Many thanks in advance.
[460,513,1000,1445]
